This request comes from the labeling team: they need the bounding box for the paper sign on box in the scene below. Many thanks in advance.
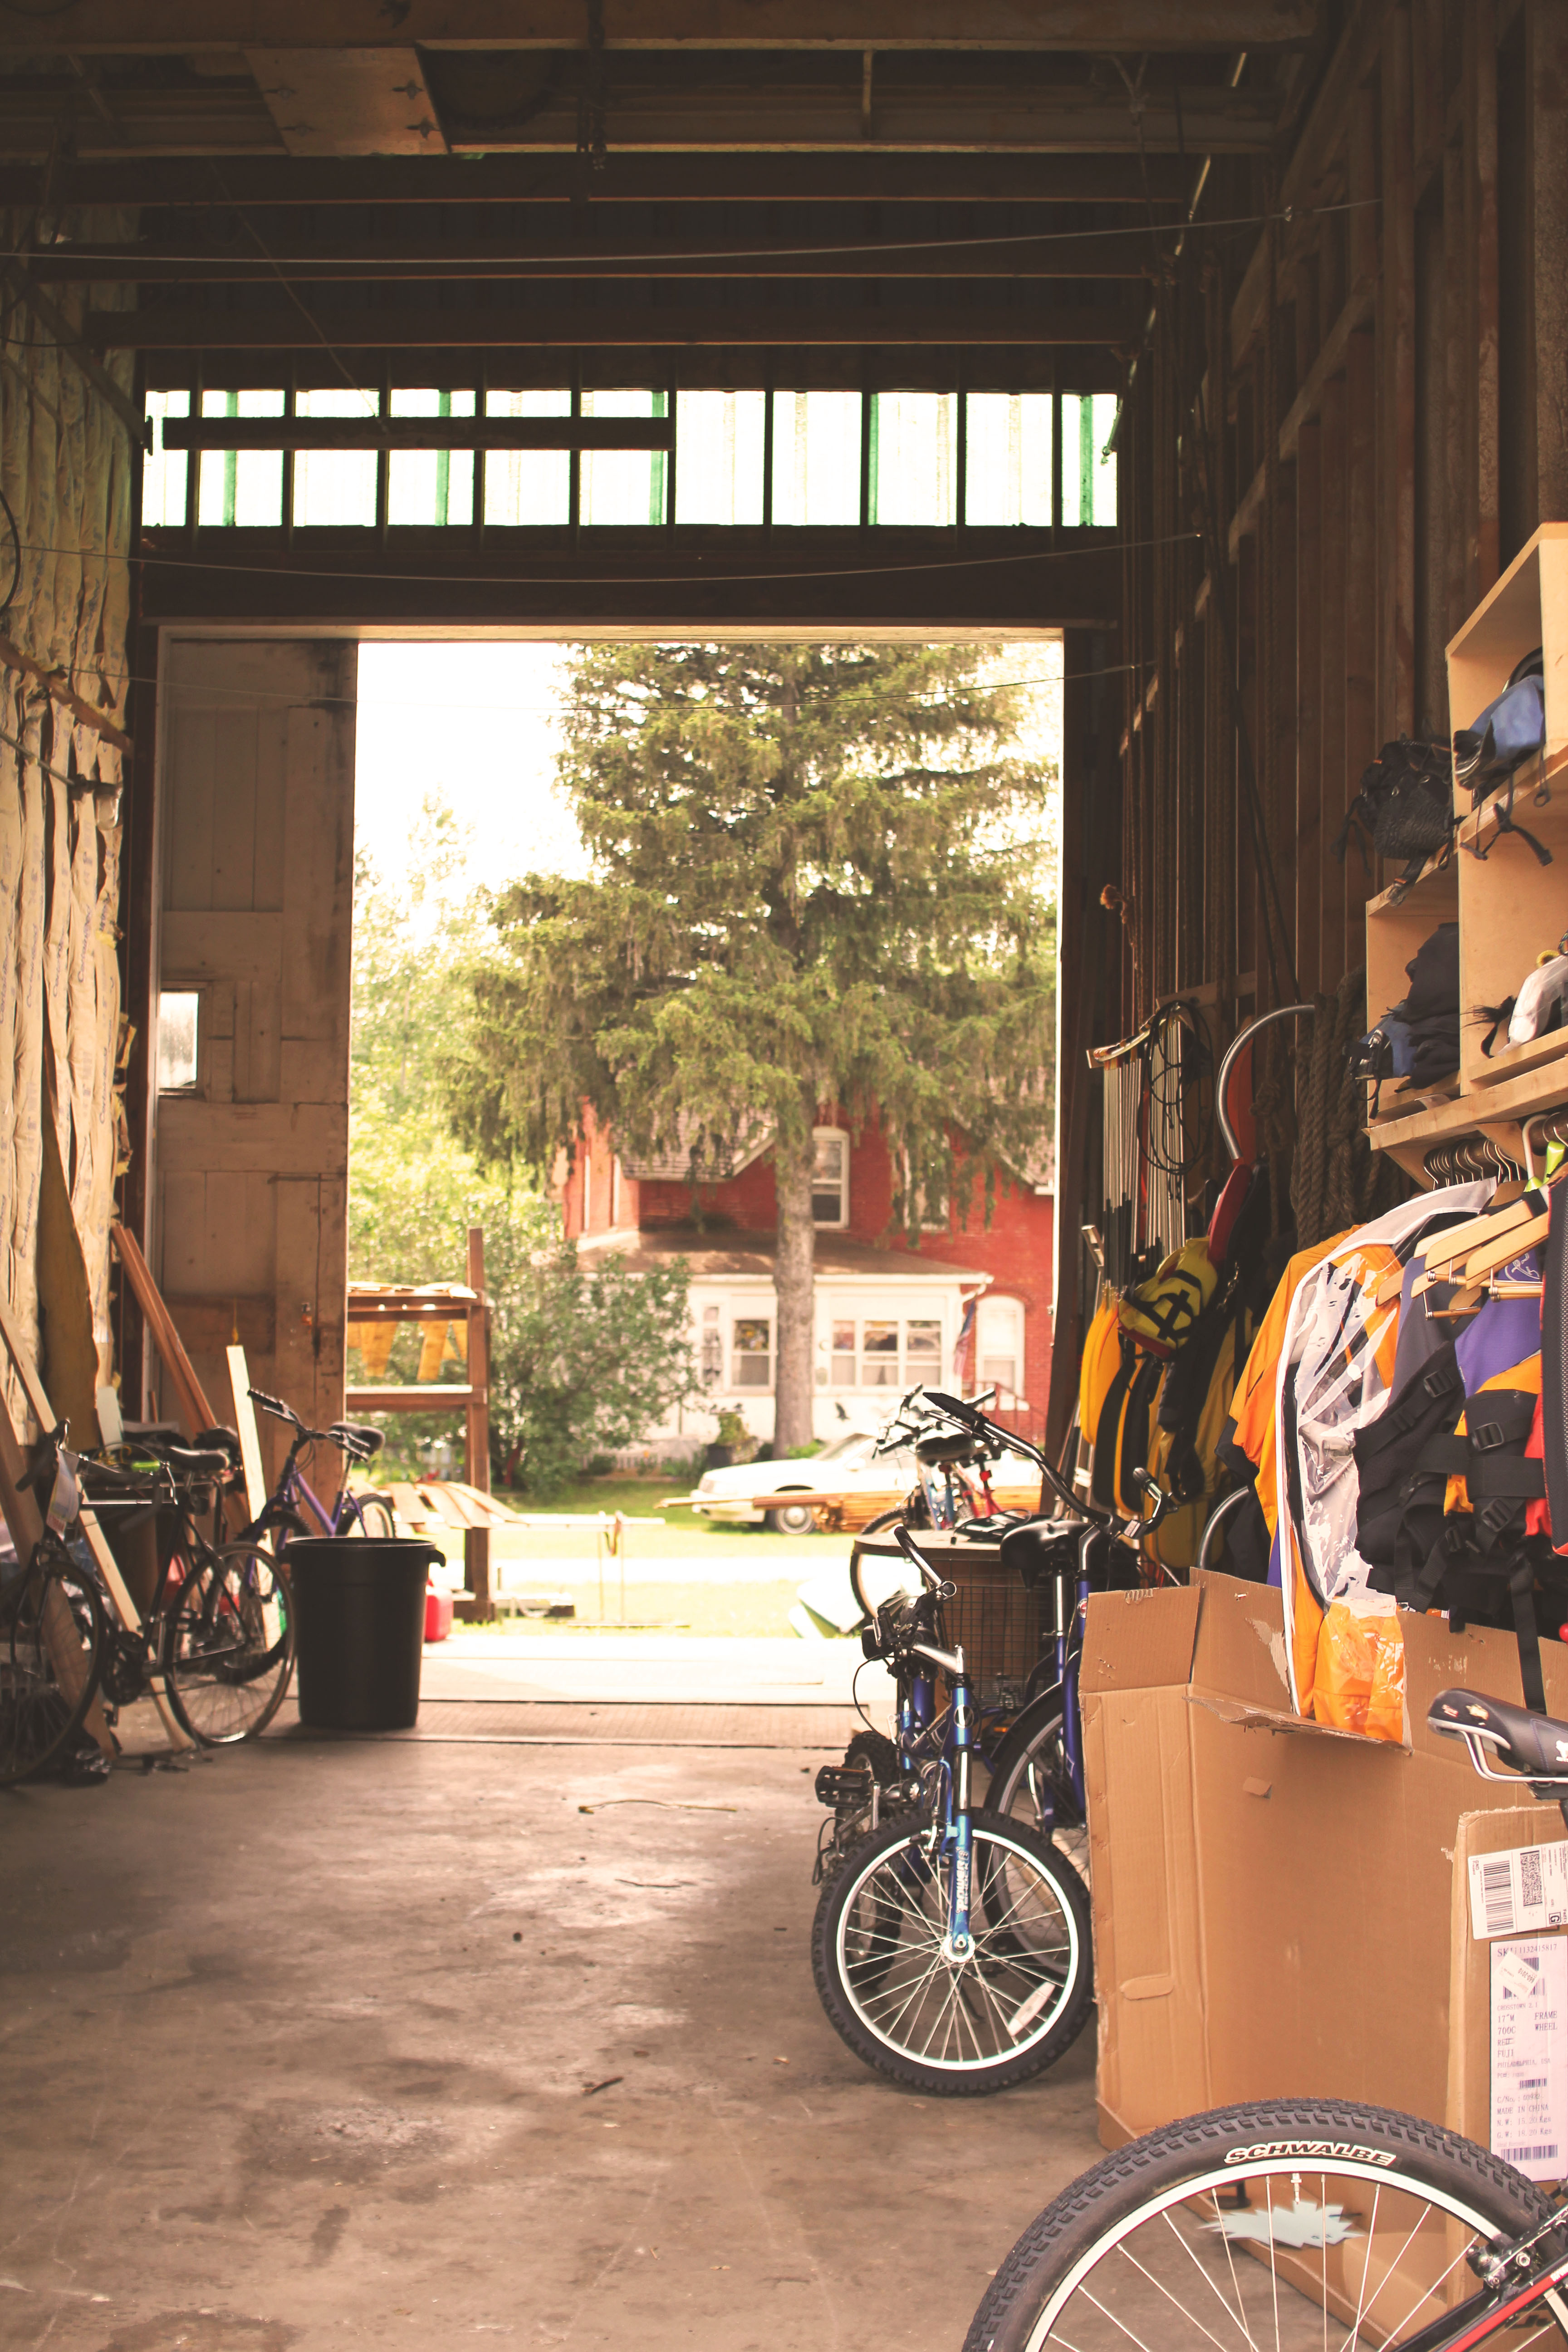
[1469,1841,1568,1939]
[1490,1936,1568,2181]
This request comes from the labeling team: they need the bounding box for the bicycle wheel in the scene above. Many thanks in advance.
[811,1806,1092,2095]
[350,1494,397,1538]
[965,2097,1563,2352]
[0,1549,106,1787]
[850,1511,928,1618]
[985,1695,1090,1880]
[163,1543,294,1744]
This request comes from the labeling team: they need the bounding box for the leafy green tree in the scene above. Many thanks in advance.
[350,797,696,1493]
[443,645,1056,1451]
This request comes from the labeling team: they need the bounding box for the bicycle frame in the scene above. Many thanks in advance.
[245,1426,368,1543]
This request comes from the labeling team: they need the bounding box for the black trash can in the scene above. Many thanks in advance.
[285,1538,444,1731]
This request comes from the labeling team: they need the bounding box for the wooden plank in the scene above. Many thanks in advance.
[226,1343,269,1521]
[464,1226,492,1622]
[1468,0,1500,602]
[1225,275,1377,560]
[345,1384,477,1411]
[1381,1,1417,745]
[0,632,132,757]
[111,1219,217,1439]
[152,1099,348,1174]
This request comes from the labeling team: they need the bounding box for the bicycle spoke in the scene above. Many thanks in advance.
[1170,2205,1258,2349]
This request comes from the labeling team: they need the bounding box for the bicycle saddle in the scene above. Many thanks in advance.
[1430,1686,1568,1782]
[331,1421,384,1457]
[193,1425,242,1466]
[1000,1517,1083,1584]
[164,1444,234,1478]
[915,1431,980,1467]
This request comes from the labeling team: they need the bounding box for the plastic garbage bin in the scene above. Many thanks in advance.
[286,1537,444,1731]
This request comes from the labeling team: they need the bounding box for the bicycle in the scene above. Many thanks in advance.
[0,1426,295,1781]
[245,1388,397,1545]
[853,1387,1031,1566]
[809,1519,1094,2096]
[964,1681,1568,2350]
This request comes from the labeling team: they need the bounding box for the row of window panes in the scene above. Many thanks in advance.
[142,389,1117,530]
[826,1316,943,1390]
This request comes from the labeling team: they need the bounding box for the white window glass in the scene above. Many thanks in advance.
[581,389,667,525]
[676,389,765,524]
[197,389,284,527]
[1061,392,1118,528]
[869,392,956,526]
[157,991,199,1091]
[699,1301,722,1389]
[976,1296,1025,1401]
[830,1318,857,1388]
[965,392,1053,527]
[484,389,571,524]
[143,390,189,527]
[812,1131,848,1226]
[861,1318,900,1387]
[772,391,860,526]
[294,387,379,526]
[387,388,475,526]
[733,1316,772,1389]
[906,1319,942,1365]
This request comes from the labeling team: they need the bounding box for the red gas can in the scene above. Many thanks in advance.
[423,1585,454,1644]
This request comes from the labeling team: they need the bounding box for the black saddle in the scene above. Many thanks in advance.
[999,1517,1083,1588]
[1430,1686,1568,1783]
[916,1431,980,1468]
[165,1444,234,1479]
[330,1421,384,1460]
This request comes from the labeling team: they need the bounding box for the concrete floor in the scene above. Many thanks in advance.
[2,1724,1102,2352]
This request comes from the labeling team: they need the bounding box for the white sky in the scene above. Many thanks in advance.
[353,637,1063,900]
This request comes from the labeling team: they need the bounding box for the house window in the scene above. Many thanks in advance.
[905,1319,942,1377]
[700,1303,722,1390]
[861,1318,900,1387]
[157,991,200,1092]
[976,1295,1025,1403]
[812,1129,848,1226]
[830,1318,858,1386]
[733,1317,773,1388]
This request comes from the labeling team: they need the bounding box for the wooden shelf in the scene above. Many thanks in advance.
[1365,852,1459,916]
[1470,1025,1568,1089]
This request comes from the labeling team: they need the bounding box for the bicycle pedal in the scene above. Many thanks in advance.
[814,1763,873,1808]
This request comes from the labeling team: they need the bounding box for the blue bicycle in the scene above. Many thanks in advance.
[809,1521,1094,2096]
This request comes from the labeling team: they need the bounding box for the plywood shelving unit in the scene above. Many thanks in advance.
[1365,524,1568,1183]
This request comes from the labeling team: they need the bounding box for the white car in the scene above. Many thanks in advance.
[677,1428,917,1535]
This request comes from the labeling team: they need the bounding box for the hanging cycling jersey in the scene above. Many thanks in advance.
[1272,1182,1493,1735]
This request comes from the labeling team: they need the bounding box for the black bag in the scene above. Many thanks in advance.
[1333,737,1455,899]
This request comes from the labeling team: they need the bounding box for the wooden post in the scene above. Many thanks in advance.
[460,1225,493,1621]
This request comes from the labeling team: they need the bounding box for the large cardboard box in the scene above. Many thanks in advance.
[1081,1571,1568,2151]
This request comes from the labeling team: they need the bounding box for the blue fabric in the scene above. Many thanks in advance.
[1455,1257,1543,1392]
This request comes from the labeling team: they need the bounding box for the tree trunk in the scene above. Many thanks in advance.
[773,1131,817,1455]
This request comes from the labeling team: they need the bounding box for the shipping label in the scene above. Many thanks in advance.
[1468,1841,1568,1939]
[1490,1936,1568,2182]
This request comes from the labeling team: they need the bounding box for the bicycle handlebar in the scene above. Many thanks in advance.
[892,1520,957,1601]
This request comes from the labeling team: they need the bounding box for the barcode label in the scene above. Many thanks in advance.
[1493,1937,1568,2182]
[1469,1842,1568,1939]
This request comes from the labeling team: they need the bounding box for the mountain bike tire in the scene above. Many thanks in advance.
[163,1543,294,1744]
[811,1807,1092,2096]
[348,1494,397,1538]
[0,1548,106,1787]
[964,2097,1563,2352]
[983,1695,1090,1880]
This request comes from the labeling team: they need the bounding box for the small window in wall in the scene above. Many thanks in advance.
[581,390,668,525]
[197,389,284,527]
[1061,393,1119,528]
[905,1319,943,1377]
[485,390,571,524]
[733,1317,773,1388]
[143,391,190,526]
[157,991,200,1092]
[700,1303,722,1390]
[812,1130,848,1226]
[830,1318,857,1386]
[773,391,861,525]
[869,392,956,527]
[294,387,380,526]
[976,1295,1025,1401]
[964,392,1053,527]
[676,390,766,524]
[861,1318,901,1387]
[387,388,476,526]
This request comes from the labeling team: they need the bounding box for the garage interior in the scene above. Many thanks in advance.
[3,3,1567,2346]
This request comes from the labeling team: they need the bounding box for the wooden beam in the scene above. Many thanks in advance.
[463,1226,492,1622]
[0,152,1196,207]
[0,4,1321,53]
[345,1385,476,1411]
[0,258,150,449]
[2,82,1281,159]
[163,415,675,452]
[110,1221,219,1441]
[1225,274,1377,559]
[94,297,1144,350]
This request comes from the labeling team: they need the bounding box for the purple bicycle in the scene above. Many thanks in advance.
[245,1389,398,1545]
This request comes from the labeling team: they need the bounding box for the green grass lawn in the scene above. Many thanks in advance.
[492,1470,843,1541]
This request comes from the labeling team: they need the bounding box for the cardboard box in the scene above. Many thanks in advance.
[1081,1571,1568,2151]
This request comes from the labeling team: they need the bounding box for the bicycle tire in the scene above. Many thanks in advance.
[850,1509,927,1618]
[964,2096,1562,2352]
[811,1806,1092,2096]
[349,1494,398,1539]
[0,1548,106,1787]
[984,1694,1090,1880]
[163,1543,294,1744]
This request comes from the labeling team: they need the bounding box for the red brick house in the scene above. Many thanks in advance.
[558,1107,1054,1452]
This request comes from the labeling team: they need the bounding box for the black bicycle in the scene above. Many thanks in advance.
[965,1684,1568,2350]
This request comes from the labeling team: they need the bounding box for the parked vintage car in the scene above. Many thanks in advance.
[670,1427,918,1534]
